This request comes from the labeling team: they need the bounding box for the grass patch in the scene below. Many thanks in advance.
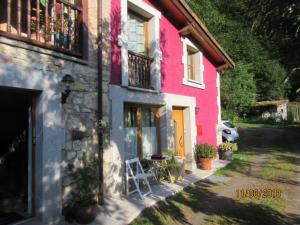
[235,118,300,128]
[209,194,285,225]
[214,151,252,177]
[257,151,296,180]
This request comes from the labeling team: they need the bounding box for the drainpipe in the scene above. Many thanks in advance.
[97,0,104,205]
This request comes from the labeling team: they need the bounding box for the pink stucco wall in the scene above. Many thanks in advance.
[110,0,219,147]
[110,0,121,85]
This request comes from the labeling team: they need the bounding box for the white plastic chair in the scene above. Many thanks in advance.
[125,158,155,199]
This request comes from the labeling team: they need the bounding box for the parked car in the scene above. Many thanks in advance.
[221,120,239,142]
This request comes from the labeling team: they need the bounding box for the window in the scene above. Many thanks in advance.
[182,38,205,89]
[118,0,161,90]
[0,0,84,56]
[124,104,160,159]
[187,47,197,81]
[127,10,152,89]
[127,10,148,56]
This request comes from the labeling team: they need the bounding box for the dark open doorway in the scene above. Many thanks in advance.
[0,87,37,225]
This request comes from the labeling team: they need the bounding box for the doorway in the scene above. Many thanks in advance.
[0,87,37,225]
[172,108,186,157]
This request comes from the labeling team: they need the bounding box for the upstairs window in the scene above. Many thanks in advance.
[182,38,205,89]
[127,10,153,89]
[0,0,84,57]
[118,0,161,90]
[187,46,201,82]
[127,10,149,56]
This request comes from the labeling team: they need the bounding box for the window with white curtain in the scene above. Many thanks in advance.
[124,104,159,159]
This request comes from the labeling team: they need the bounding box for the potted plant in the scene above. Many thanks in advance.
[195,143,216,170]
[67,152,99,224]
[218,142,238,160]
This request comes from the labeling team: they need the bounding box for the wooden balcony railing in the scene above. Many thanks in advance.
[128,50,153,89]
[0,0,83,56]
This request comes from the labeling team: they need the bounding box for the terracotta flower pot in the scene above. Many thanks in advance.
[73,203,97,224]
[197,158,212,170]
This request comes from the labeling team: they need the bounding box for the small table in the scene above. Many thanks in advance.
[150,157,174,184]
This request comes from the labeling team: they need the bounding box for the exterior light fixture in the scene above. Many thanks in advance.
[61,74,75,104]
[195,106,200,114]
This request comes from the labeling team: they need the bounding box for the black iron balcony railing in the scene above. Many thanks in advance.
[128,50,153,89]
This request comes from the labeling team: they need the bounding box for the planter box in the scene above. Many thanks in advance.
[219,150,233,160]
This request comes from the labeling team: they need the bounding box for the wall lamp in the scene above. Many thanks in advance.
[195,106,200,115]
[61,74,75,104]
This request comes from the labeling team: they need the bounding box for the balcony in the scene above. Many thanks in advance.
[0,0,83,57]
[128,50,153,89]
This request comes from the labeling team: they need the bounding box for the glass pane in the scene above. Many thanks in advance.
[142,107,157,157]
[127,12,146,55]
[187,54,194,80]
[224,122,235,128]
[124,106,137,128]
[124,127,138,159]
[142,108,156,127]
[142,126,157,157]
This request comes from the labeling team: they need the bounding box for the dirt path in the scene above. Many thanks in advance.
[131,127,300,225]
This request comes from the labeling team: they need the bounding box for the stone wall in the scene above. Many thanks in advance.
[0,0,100,223]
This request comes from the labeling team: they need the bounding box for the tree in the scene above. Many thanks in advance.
[186,0,291,116]
[221,64,256,117]
[246,0,300,100]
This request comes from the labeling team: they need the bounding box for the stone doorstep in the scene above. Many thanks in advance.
[92,160,230,225]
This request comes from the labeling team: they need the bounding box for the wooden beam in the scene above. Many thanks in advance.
[7,0,11,33]
[17,0,21,35]
[81,0,88,60]
[27,0,31,37]
[217,64,229,72]
[156,108,162,155]
[159,0,235,69]
[179,24,192,36]
[0,30,82,57]
[36,0,40,41]
[45,0,48,43]
[68,5,71,49]
[61,2,64,34]
[137,107,143,158]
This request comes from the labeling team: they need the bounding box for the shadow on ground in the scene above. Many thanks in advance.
[131,180,291,225]
[131,127,300,225]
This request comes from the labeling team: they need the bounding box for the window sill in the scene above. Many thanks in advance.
[0,35,88,65]
[124,85,159,94]
[182,79,205,89]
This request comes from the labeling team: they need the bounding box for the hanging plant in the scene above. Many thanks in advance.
[98,119,110,148]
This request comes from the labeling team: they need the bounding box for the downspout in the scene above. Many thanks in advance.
[97,0,104,205]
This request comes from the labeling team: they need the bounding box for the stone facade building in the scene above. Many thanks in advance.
[0,0,110,224]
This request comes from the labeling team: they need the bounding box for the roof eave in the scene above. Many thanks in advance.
[160,0,235,70]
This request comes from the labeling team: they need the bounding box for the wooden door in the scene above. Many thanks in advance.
[172,108,185,157]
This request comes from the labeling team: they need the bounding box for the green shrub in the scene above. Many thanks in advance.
[67,152,99,206]
[140,158,153,170]
[219,142,238,151]
[288,103,300,122]
[195,143,216,158]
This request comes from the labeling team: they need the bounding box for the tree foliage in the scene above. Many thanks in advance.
[221,64,256,116]
[247,0,300,100]
[186,0,294,116]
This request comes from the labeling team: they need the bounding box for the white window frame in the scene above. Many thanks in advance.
[118,0,162,92]
[182,38,205,89]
